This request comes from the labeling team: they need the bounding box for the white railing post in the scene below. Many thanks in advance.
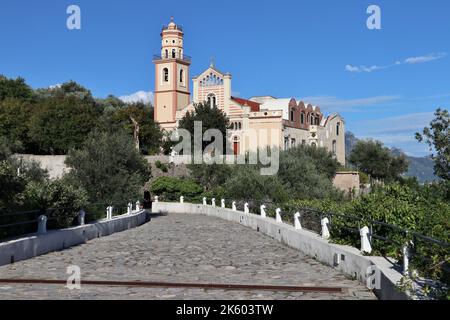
[78,209,86,225]
[135,201,140,212]
[360,226,372,254]
[203,197,207,205]
[321,217,330,239]
[221,199,226,208]
[108,206,114,220]
[180,196,184,204]
[276,208,282,223]
[127,203,133,215]
[244,203,249,214]
[37,215,47,234]
[294,212,302,230]
[232,201,237,211]
[211,198,216,207]
[403,242,411,276]
[260,205,266,218]
[154,196,159,203]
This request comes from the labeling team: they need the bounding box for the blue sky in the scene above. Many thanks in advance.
[0,0,449,156]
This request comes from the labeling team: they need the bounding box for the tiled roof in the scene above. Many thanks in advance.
[231,96,261,112]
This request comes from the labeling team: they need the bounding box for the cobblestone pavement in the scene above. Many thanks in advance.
[0,214,377,300]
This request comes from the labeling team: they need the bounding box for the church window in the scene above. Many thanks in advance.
[207,93,216,107]
[238,122,242,130]
[172,49,176,58]
[336,123,341,136]
[163,68,169,82]
[301,113,305,124]
[165,49,168,58]
[290,109,295,122]
[332,140,337,155]
[180,69,184,83]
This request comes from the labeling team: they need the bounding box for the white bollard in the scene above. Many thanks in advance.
[108,206,114,220]
[127,203,133,215]
[180,196,184,204]
[321,217,330,239]
[232,201,237,211]
[244,203,249,214]
[276,208,283,223]
[154,196,159,203]
[106,206,110,219]
[211,198,216,207]
[135,201,140,212]
[294,212,302,230]
[78,210,85,226]
[360,226,372,254]
[402,243,410,276]
[203,197,207,205]
[260,205,266,218]
[221,199,226,208]
[37,215,47,234]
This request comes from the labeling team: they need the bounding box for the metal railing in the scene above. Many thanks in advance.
[0,201,143,242]
[153,53,192,63]
[157,195,449,282]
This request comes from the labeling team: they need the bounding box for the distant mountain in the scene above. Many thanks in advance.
[345,132,438,183]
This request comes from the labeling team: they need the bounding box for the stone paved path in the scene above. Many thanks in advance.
[0,214,376,300]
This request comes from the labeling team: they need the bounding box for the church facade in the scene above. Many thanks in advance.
[153,19,346,165]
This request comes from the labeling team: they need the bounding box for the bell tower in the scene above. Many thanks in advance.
[153,17,191,130]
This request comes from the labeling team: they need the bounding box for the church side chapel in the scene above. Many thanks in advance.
[153,18,346,165]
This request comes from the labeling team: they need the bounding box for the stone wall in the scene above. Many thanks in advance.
[333,171,360,195]
[13,154,189,181]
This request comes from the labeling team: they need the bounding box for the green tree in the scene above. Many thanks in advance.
[0,98,35,152]
[112,103,162,155]
[0,75,34,101]
[416,108,450,181]
[65,130,150,204]
[277,145,342,200]
[178,102,230,153]
[348,140,409,182]
[223,165,288,204]
[150,176,203,201]
[28,94,100,154]
[188,163,232,191]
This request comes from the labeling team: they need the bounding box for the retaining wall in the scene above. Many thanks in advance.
[0,210,148,267]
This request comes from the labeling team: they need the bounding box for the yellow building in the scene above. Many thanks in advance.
[153,18,346,165]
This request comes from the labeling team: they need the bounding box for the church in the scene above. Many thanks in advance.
[153,18,346,165]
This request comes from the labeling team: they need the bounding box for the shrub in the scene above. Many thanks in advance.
[65,130,150,204]
[150,176,203,202]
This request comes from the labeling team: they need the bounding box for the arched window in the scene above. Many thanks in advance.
[180,69,184,84]
[300,113,305,124]
[172,49,176,58]
[207,93,216,107]
[238,122,242,130]
[165,49,168,58]
[336,123,341,136]
[290,109,295,122]
[163,68,169,82]
[311,142,317,148]
[332,140,337,155]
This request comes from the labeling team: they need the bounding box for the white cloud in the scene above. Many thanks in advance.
[119,91,153,104]
[404,52,447,64]
[346,52,446,73]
